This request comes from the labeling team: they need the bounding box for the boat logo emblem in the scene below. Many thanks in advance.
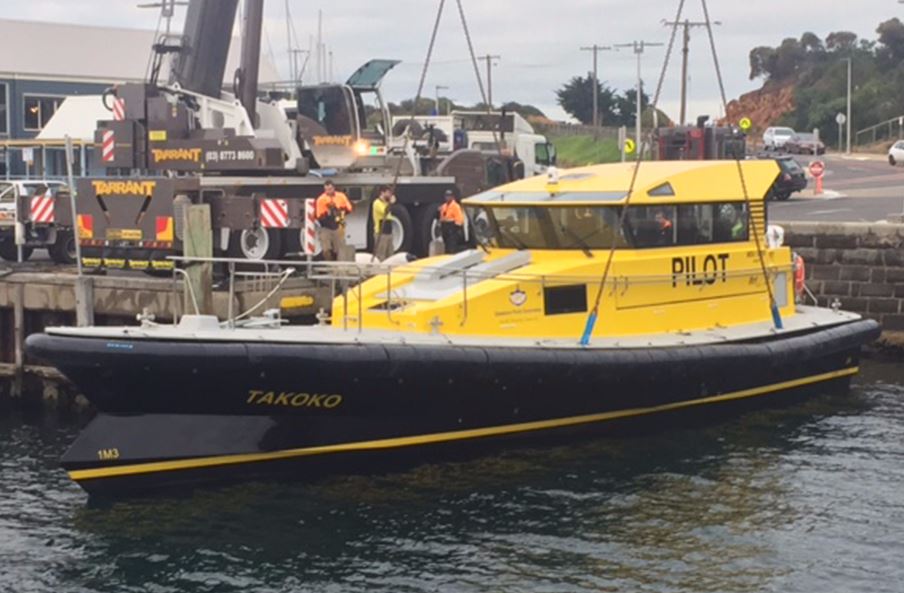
[509,288,527,307]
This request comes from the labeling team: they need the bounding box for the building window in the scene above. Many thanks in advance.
[0,84,7,135]
[23,96,62,131]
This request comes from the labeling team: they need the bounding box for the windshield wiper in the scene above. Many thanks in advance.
[497,227,528,250]
[560,226,594,258]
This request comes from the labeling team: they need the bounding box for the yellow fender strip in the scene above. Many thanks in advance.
[70,367,858,481]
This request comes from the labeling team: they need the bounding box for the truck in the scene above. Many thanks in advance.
[76,0,521,271]
[654,116,747,161]
[389,110,557,178]
[0,180,77,264]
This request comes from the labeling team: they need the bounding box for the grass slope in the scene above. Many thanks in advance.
[551,135,622,167]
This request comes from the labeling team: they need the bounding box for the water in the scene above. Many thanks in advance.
[1,361,903,593]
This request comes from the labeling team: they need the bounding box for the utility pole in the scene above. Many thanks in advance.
[846,57,852,154]
[481,55,501,107]
[579,44,614,128]
[435,85,449,115]
[615,41,664,149]
[661,19,720,126]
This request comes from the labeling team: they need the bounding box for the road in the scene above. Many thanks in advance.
[770,153,904,223]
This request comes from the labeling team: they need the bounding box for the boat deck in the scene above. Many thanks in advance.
[45,306,862,350]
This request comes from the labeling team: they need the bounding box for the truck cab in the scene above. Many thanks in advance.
[296,59,399,170]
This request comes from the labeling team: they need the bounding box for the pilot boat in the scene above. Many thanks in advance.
[27,160,879,496]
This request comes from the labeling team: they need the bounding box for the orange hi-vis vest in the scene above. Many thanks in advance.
[315,192,353,218]
[439,200,464,226]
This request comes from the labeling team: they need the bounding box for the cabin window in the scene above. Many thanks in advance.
[535,142,552,166]
[297,86,353,137]
[469,205,629,250]
[544,285,588,315]
[627,203,748,248]
[467,202,748,250]
[712,203,749,242]
[0,182,14,203]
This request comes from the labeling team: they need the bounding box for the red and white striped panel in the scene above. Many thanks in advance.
[303,198,320,255]
[30,192,54,224]
[102,130,115,163]
[112,97,126,121]
[260,198,289,229]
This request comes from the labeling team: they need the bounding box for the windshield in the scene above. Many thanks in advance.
[297,86,354,137]
[774,128,795,137]
[469,205,629,250]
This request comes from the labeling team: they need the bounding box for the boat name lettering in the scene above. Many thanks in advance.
[91,180,157,196]
[671,254,730,287]
[151,148,202,163]
[246,390,343,409]
[97,448,120,461]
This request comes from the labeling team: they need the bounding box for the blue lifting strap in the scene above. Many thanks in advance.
[580,310,598,347]
[771,303,784,330]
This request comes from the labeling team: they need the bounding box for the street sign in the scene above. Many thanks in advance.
[809,160,825,178]
[739,117,752,132]
[624,138,636,154]
[835,113,846,125]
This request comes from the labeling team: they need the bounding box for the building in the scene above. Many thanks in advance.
[0,18,281,178]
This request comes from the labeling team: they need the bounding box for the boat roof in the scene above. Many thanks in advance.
[464,160,781,206]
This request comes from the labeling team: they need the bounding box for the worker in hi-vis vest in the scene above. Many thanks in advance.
[438,189,464,254]
[371,186,396,261]
[315,180,353,261]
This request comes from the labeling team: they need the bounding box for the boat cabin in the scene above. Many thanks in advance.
[332,160,794,340]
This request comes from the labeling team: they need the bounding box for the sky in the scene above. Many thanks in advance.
[4,0,901,123]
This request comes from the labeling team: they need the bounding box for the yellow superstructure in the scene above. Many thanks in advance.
[332,160,793,340]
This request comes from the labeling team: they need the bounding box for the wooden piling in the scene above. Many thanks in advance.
[12,283,24,398]
[182,204,214,315]
[74,276,95,327]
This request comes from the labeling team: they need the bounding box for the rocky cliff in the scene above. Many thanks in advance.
[724,81,795,137]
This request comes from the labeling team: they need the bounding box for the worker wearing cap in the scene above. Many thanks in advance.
[315,180,353,261]
[438,189,464,254]
[371,186,396,261]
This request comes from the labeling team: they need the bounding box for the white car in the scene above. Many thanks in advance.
[888,140,904,166]
[762,127,796,151]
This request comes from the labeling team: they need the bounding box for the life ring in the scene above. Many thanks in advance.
[793,253,806,298]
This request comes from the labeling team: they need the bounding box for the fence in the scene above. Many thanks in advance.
[854,115,904,147]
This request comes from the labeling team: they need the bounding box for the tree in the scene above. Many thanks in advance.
[555,74,617,125]
[614,88,650,127]
[749,46,777,80]
[826,31,858,52]
[800,32,824,54]
[876,18,904,67]
[499,101,546,119]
